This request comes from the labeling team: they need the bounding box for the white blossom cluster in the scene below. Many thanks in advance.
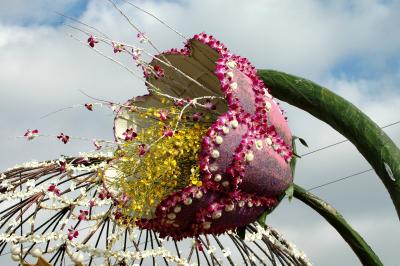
[4,160,55,172]
[67,242,193,265]
[2,230,196,265]
[0,231,66,244]
[0,181,43,201]
[65,160,106,177]
[77,151,114,159]
[244,224,312,265]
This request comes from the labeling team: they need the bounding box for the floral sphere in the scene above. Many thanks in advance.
[112,33,293,240]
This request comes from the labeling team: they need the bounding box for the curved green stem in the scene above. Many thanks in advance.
[258,69,400,220]
[293,184,383,266]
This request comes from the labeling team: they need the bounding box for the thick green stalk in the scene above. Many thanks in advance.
[293,184,383,266]
[258,69,400,220]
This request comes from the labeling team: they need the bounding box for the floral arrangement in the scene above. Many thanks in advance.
[109,32,294,241]
[0,2,311,266]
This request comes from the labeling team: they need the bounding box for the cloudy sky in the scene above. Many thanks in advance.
[0,0,399,265]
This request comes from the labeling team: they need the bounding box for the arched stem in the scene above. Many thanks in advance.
[258,69,400,220]
[293,184,383,266]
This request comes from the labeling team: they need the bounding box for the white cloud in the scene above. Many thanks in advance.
[0,0,83,24]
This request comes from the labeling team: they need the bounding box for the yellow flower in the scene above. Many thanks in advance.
[112,105,208,220]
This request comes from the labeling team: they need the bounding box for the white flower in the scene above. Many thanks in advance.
[222,248,231,257]
[26,179,35,188]
[206,245,216,254]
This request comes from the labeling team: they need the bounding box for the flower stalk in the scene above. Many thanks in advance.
[258,69,400,220]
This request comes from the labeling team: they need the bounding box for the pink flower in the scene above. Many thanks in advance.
[67,227,79,241]
[98,189,111,200]
[120,193,130,204]
[138,144,147,156]
[132,48,142,61]
[142,67,151,78]
[58,160,67,172]
[153,65,165,78]
[158,110,169,121]
[136,32,147,43]
[89,200,96,207]
[163,126,174,137]
[57,133,70,144]
[48,184,60,196]
[24,129,39,140]
[78,210,88,221]
[84,103,93,111]
[112,42,124,53]
[114,211,122,220]
[192,112,203,122]
[93,139,102,150]
[174,99,185,107]
[87,35,98,48]
[203,100,216,110]
[195,239,203,252]
[122,128,137,141]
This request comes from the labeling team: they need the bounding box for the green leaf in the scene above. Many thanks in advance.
[290,137,298,177]
[257,211,268,227]
[292,135,308,148]
[292,151,301,158]
[298,137,308,147]
[285,184,294,201]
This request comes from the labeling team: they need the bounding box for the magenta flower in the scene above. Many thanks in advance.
[78,210,88,221]
[136,32,147,43]
[153,65,165,78]
[87,35,98,48]
[112,42,125,53]
[122,128,137,141]
[163,126,174,137]
[57,133,70,144]
[67,227,79,241]
[48,184,60,196]
[88,200,96,208]
[174,99,185,107]
[24,129,39,140]
[138,144,147,156]
[158,110,169,121]
[192,112,203,122]
[132,48,141,61]
[84,103,93,111]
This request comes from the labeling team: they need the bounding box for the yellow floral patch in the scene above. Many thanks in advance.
[113,106,208,220]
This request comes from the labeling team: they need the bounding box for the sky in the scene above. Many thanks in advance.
[0,0,399,265]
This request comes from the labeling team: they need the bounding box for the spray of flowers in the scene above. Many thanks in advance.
[0,1,310,265]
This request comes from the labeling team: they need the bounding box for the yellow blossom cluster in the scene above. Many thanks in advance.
[113,105,208,220]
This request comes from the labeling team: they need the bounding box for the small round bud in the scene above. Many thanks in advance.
[31,248,42,258]
[215,136,223,144]
[211,150,220,159]
[214,174,222,182]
